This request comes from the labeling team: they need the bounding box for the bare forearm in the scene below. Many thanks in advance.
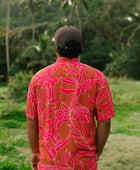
[27,119,39,153]
[96,119,111,157]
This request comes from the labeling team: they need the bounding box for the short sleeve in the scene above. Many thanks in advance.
[25,76,38,120]
[95,76,115,121]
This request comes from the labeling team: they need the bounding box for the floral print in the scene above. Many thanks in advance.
[26,57,115,170]
[73,106,90,123]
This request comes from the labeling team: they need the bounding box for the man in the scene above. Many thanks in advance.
[26,26,115,170]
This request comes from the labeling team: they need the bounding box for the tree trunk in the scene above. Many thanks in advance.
[31,12,35,40]
[4,0,10,81]
[30,0,35,40]
[75,0,82,32]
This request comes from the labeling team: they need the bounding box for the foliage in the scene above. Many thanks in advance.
[8,71,33,102]
[81,32,113,71]
[0,0,61,29]
[104,55,127,77]
[20,33,56,73]
[104,18,140,79]
[1,0,140,81]
[0,28,6,81]
[122,40,140,80]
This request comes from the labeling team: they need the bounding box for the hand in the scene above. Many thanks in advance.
[31,152,40,170]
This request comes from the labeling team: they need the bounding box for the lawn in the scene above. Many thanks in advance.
[0,78,140,170]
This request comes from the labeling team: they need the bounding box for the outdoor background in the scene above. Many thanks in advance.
[0,0,140,169]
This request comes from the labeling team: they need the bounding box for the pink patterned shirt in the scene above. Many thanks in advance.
[25,57,115,170]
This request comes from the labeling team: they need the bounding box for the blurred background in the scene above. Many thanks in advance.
[0,0,140,169]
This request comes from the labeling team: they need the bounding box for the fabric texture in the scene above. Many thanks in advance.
[25,57,115,170]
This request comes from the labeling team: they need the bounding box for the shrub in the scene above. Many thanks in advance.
[104,55,127,77]
[104,40,140,80]
[123,40,140,80]
[8,71,33,102]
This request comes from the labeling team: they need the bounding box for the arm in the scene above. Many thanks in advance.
[95,119,111,160]
[27,118,40,170]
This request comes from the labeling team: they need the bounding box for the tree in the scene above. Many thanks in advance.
[19,0,45,40]
[3,0,10,81]
[49,0,88,32]
[20,33,56,73]
[103,0,140,79]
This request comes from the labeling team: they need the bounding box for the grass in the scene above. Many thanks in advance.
[0,78,140,169]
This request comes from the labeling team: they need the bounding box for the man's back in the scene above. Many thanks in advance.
[26,57,115,169]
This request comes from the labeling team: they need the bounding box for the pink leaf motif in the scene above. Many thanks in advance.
[81,122,88,137]
[42,89,48,103]
[79,161,84,170]
[72,103,81,109]
[68,124,81,133]
[69,152,77,167]
[62,102,69,110]
[77,75,82,83]
[60,87,76,94]
[43,106,56,118]
[86,159,92,169]
[75,140,90,149]
[49,96,60,105]
[61,77,77,86]
[44,143,54,159]
[50,87,55,99]
[88,95,95,106]
[43,121,55,141]
[97,102,108,109]
[57,161,69,169]
[52,143,55,148]
[70,131,81,139]
[89,133,93,145]
[52,148,56,156]
[76,150,97,157]
[56,136,69,151]
[96,90,108,103]
[70,94,77,104]
[62,149,68,164]
[79,68,85,77]
[64,68,77,75]
[56,133,60,142]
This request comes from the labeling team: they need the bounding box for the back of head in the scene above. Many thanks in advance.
[55,26,82,59]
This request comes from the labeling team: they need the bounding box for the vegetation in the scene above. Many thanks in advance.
[0,0,140,81]
[0,1,140,168]
[0,78,140,169]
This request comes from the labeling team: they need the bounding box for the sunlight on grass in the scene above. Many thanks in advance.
[98,134,140,170]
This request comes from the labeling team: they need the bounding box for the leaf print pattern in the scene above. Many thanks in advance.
[26,57,115,169]
[55,107,69,129]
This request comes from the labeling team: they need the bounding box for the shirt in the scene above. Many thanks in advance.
[25,57,115,170]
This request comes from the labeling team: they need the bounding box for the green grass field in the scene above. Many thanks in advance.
[0,78,140,170]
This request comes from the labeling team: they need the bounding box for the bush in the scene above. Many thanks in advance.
[123,40,140,80]
[104,40,140,80]
[81,31,113,71]
[104,55,127,77]
[8,71,33,102]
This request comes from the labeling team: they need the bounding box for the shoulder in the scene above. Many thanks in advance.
[30,63,56,85]
[80,62,106,79]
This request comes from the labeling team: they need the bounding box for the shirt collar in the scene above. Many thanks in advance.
[56,57,79,63]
